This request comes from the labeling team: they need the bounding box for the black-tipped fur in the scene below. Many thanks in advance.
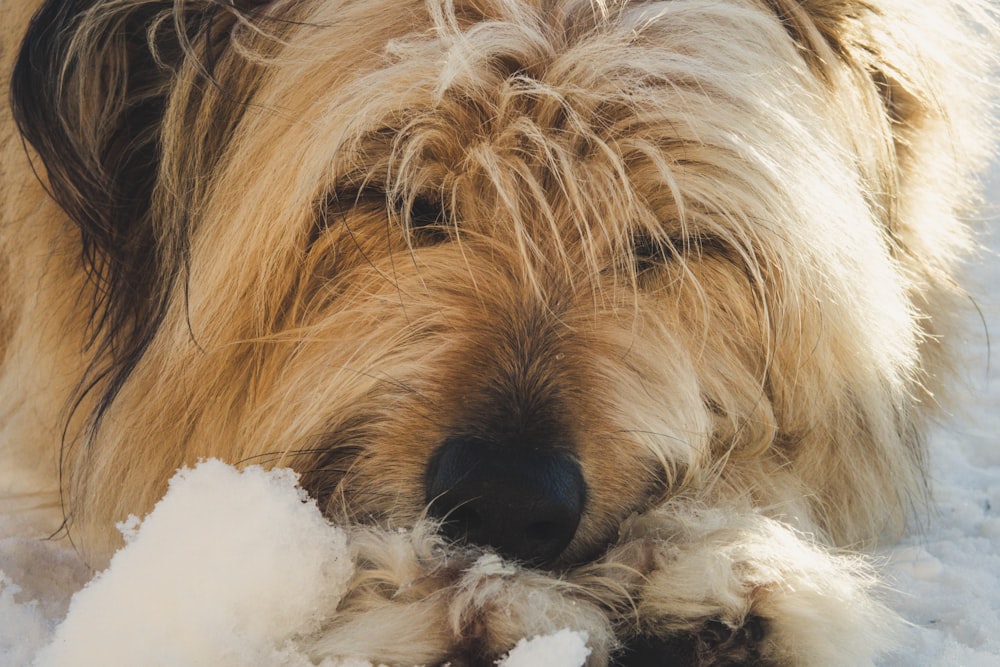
[9,0,265,430]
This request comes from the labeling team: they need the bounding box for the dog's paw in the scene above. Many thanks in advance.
[588,506,900,666]
[306,523,615,664]
[612,617,768,667]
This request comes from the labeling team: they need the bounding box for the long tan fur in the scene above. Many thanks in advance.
[2,0,996,664]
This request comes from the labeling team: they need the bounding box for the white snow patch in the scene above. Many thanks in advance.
[30,460,353,667]
[876,162,1000,665]
[0,574,51,667]
[499,629,591,667]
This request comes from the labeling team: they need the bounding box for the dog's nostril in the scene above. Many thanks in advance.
[425,437,586,567]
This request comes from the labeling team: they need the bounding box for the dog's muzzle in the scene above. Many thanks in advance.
[425,437,586,567]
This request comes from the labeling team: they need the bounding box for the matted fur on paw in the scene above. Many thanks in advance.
[611,617,767,667]
[316,501,900,665]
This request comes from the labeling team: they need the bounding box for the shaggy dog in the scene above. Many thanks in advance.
[1,0,996,664]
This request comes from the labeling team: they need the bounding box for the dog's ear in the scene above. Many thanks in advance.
[762,0,991,231]
[763,0,976,122]
[11,1,181,322]
[762,1,906,89]
[9,0,266,413]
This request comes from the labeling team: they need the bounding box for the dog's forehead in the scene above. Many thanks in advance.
[204,0,878,282]
[284,1,805,232]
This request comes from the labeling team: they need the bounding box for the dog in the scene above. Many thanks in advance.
[1,0,995,664]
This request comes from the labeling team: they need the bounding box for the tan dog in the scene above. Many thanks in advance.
[1,0,995,664]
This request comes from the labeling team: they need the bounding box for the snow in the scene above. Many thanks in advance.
[876,172,1000,666]
[2,109,999,667]
[32,461,353,667]
[499,630,591,666]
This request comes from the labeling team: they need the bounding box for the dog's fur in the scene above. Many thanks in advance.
[1,0,996,664]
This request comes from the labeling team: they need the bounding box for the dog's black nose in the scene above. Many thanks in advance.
[425,437,586,566]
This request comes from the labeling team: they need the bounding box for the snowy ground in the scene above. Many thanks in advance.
[1,135,999,667]
[875,171,1000,666]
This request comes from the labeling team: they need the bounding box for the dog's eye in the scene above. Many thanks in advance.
[632,232,730,274]
[404,196,450,245]
[631,233,677,274]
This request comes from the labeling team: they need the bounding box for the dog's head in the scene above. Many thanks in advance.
[12,0,981,566]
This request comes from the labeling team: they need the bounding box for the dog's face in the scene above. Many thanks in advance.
[14,0,927,566]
